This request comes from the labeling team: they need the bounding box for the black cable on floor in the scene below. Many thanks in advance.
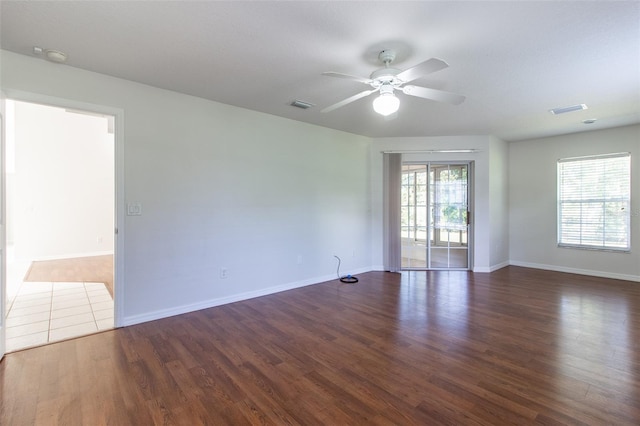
[334,255,358,284]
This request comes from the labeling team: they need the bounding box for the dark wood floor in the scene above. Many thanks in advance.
[1,267,639,425]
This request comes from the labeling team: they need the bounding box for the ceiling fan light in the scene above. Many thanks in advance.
[373,93,400,116]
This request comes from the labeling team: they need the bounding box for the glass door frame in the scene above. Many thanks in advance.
[400,161,472,271]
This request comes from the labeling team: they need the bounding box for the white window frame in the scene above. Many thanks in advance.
[557,152,631,252]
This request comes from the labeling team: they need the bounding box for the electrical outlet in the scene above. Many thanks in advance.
[220,268,228,279]
[127,202,142,216]
[297,255,303,265]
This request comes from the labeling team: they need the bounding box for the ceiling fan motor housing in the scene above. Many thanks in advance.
[370,68,403,88]
[369,49,403,88]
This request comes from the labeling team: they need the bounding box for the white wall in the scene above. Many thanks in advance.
[370,135,510,272]
[509,124,640,281]
[1,50,373,325]
[2,48,634,329]
[489,137,510,268]
[8,100,114,260]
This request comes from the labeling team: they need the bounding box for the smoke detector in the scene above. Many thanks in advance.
[33,46,67,63]
[45,49,68,63]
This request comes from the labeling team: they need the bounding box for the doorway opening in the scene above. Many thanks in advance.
[4,99,115,352]
[401,163,470,270]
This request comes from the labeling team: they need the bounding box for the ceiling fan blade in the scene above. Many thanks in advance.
[321,89,378,113]
[396,58,449,83]
[402,85,466,105]
[322,71,372,84]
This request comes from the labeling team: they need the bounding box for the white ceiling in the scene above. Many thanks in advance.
[2,1,639,142]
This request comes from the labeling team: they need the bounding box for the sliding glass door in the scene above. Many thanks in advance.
[401,163,470,269]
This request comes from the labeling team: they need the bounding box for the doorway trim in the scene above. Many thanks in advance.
[3,89,125,327]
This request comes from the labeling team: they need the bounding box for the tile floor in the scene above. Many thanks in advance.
[5,281,114,352]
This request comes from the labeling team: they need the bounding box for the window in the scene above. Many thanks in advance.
[558,152,631,251]
[401,165,428,242]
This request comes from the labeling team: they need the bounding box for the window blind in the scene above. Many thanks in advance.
[557,152,630,251]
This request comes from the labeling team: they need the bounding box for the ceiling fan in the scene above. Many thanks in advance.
[321,49,465,116]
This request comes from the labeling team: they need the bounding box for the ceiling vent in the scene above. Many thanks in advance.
[290,100,315,109]
[549,104,588,115]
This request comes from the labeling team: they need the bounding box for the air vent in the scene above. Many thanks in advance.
[291,100,315,109]
[549,104,588,115]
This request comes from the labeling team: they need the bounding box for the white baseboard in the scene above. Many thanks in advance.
[473,261,509,273]
[509,260,640,283]
[372,264,506,273]
[123,267,374,327]
[121,261,639,327]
